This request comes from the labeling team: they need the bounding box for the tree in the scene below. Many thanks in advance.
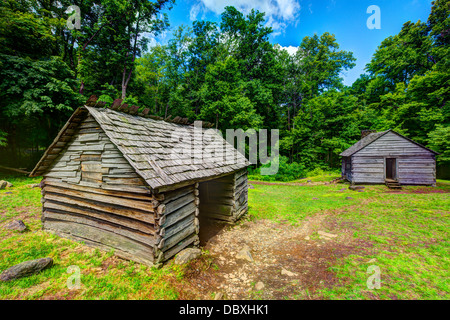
[199,56,262,130]
[428,124,450,164]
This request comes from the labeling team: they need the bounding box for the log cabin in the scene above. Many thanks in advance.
[30,97,250,266]
[340,130,438,187]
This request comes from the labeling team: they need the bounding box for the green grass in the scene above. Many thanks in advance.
[0,174,449,299]
[0,175,194,299]
[247,180,450,300]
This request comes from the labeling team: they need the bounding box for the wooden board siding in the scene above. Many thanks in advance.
[41,114,157,265]
[397,157,436,185]
[351,156,385,184]
[350,131,436,185]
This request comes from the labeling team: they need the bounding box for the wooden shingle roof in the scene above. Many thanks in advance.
[31,105,249,192]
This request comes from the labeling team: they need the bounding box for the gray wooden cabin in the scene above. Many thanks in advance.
[340,130,438,186]
[30,100,249,266]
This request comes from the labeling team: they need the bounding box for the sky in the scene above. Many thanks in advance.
[152,0,433,86]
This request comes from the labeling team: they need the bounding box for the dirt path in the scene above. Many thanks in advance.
[180,211,369,300]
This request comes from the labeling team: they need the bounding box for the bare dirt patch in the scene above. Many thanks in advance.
[179,213,371,300]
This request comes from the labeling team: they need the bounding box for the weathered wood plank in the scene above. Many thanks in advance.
[44,210,156,245]
[162,184,195,204]
[43,192,155,224]
[163,215,195,239]
[165,192,196,213]
[162,233,199,261]
[199,203,233,216]
[101,183,150,194]
[102,176,144,185]
[161,222,196,252]
[77,133,100,142]
[161,201,197,228]
[44,220,155,261]
[43,200,156,234]
[44,185,154,212]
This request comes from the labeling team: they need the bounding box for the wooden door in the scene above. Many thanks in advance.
[386,158,397,180]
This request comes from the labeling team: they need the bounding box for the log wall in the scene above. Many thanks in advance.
[41,114,159,265]
[153,184,200,263]
[198,169,248,223]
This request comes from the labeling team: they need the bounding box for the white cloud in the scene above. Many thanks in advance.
[278,45,298,56]
[191,0,301,36]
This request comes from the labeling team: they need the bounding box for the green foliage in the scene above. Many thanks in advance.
[428,124,450,163]
[0,1,448,178]
[249,156,305,182]
[0,130,7,147]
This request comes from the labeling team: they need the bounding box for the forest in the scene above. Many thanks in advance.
[0,0,448,179]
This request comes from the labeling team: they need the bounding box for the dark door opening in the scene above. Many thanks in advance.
[386,158,397,180]
[197,178,231,247]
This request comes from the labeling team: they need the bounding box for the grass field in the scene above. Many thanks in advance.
[0,174,449,299]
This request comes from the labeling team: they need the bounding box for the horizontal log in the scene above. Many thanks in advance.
[43,192,155,224]
[202,195,235,206]
[234,169,247,180]
[199,182,234,193]
[162,233,199,261]
[199,203,233,216]
[44,185,154,212]
[164,215,195,239]
[43,200,155,235]
[201,212,235,222]
[162,222,196,252]
[162,184,195,204]
[43,179,151,201]
[234,205,248,221]
[162,201,197,228]
[235,174,248,187]
[44,210,156,245]
[165,192,196,213]
[44,220,155,262]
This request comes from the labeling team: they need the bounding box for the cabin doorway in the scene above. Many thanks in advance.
[197,177,232,246]
[386,158,397,180]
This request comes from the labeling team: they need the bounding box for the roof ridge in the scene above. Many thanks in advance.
[84,95,216,128]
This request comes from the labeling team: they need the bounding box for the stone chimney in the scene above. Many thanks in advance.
[361,130,376,139]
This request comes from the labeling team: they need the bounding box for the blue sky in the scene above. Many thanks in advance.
[154,0,433,86]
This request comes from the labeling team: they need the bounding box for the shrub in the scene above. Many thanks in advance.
[249,156,306,182]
